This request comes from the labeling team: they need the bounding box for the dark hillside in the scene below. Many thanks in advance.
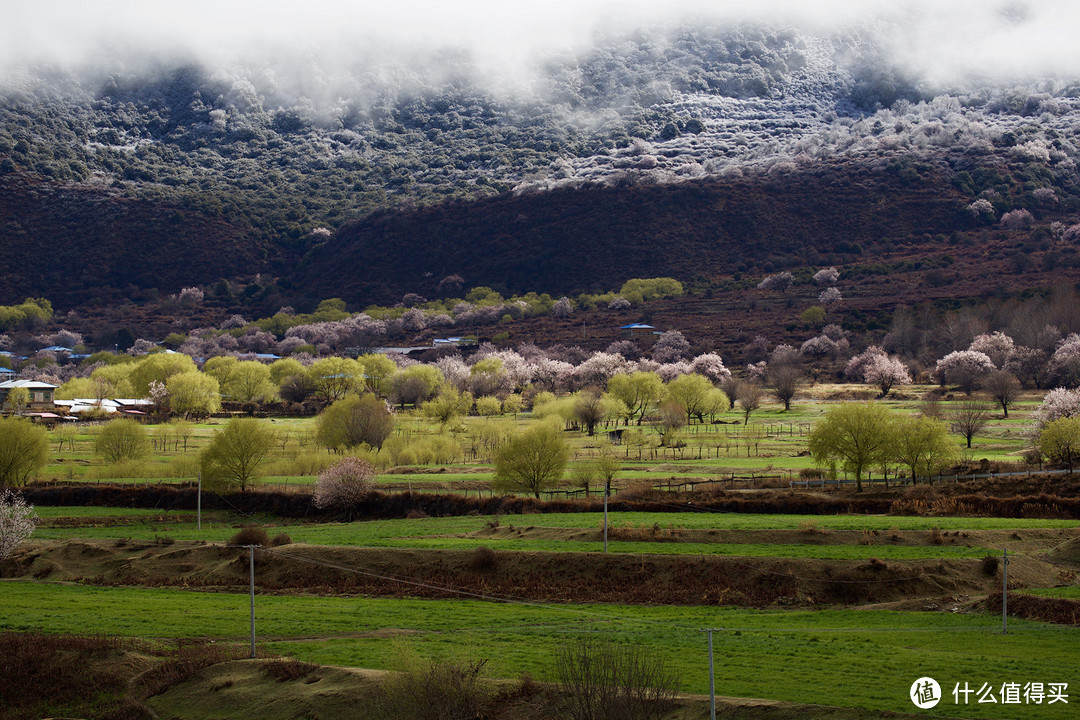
[299,162,971,306]
[0,175,271,307]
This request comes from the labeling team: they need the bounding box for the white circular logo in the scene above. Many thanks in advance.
[910,677,941,709]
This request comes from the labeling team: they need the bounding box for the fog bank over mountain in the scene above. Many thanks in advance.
[3,0,1079,94]
[4,0,1080,314]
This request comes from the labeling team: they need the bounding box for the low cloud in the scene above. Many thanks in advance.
[2,0,1078,91]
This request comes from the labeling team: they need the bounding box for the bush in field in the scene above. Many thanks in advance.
[1000,208,1033,230]
[818,286,842,308]
[618,277,683,304]
[967,198,995,220]
[199,418,277,492]
[0,417,49,488]
[422,387,473,426]
[1038,417,1080,471]
[555,639,677,720]
[493,423,570,498]
[313,456,376,515]
[315,394,395,451]
[230,525,269,546]
[94,419,150,463]
[0,489,38,559]
[475,395,503,416]
[374,651,491,720]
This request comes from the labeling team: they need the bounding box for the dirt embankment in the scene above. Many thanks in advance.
[5,534,1071,609]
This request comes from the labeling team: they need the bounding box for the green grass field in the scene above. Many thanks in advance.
[1,580,1074,719]
[1023,586,1080,598]
[37,384,1046,494]
[31,508,1077,559]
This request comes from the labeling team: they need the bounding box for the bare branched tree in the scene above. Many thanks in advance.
[950,400,992,449]
[981,370,1022,418]
[736,383,764,424]
[768,364,802,411]
[555,639,677,720]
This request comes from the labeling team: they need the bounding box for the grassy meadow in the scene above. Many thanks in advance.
[2,580,1076,720]
[36,384,1046,496]
[9,383,1078,719]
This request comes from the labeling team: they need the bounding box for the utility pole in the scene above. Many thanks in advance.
[1002,548,1009,635]
[603,479,609,553]
[248,545,257,658]
[197,471,202,531]
[705,628,717,720]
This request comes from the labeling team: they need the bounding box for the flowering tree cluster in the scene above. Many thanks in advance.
[1031,387,1080,433]
[0,489,38,559]
[968,332,1015,369]
[967,198,995,220]
[935,350,995,394]
[817,287,842,309]
[651,330,690,363]
[1044,334,1080,388]
[312,456,375,515]
[999,208,1034,230]
[800,328,849,358]
[812,267,839,285]
[844,346,911,396]
[757,272,793,293]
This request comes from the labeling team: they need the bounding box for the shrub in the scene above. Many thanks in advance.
[981,554,1001,576]
[555,639,677,720]
[475,395,503,416]
[133,640,247,698]
[373,651,491,720]
[0,417,49,488]
[230,525,269,546]
[0,632,140,719]
[813,266,840,285]
[95,419,150,464]
[268,532,293,547]
[469,546,498,572]
[315,394,395,451]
